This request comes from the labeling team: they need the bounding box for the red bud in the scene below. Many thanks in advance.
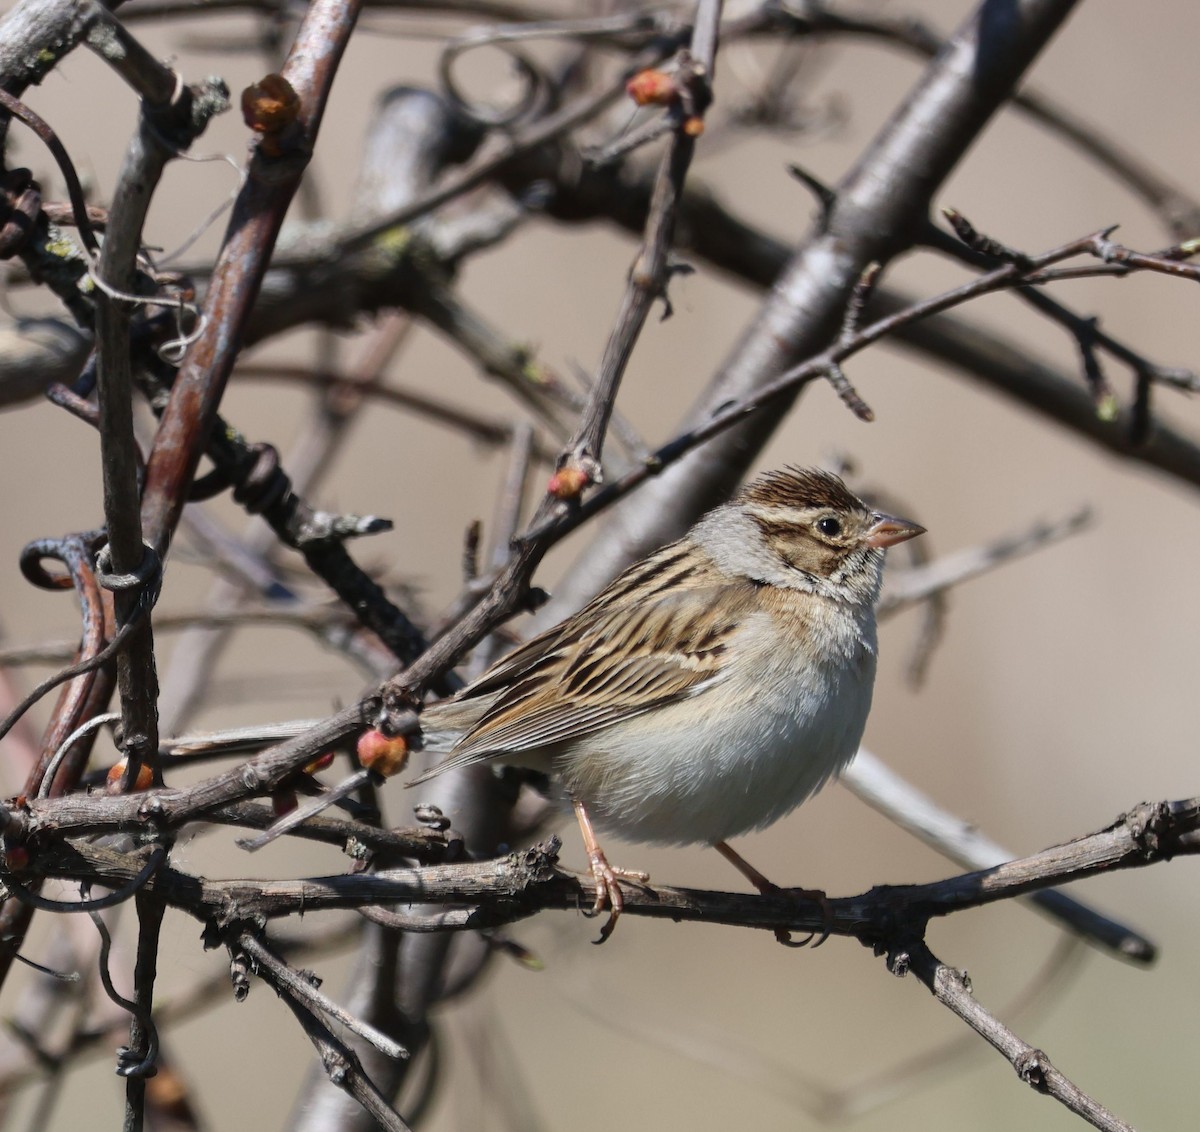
[304,751,335,775]
[241,74,300,154]
[106,760,154,794]
[548,465,591,500]
[626,69,678,107]
[356,730,409,778]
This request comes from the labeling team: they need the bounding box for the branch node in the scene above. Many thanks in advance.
[1125,800,1172,859]
[548,454,600,500]
[1015,1048,1049,1091]
[886,946,911,977]
[1093,225,1122,262]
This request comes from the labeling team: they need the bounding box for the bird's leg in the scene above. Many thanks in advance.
[571,796,650,944]
[713,840,832,948]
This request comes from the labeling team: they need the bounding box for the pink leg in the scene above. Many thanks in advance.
[572,797,649,944]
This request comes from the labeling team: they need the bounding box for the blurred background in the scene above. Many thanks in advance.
[0,0,1197,1128]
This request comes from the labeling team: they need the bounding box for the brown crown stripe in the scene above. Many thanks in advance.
[739,466,866,513]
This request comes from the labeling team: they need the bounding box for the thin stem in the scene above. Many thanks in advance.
[901,940,1134,1132]
[122,891,167,1129]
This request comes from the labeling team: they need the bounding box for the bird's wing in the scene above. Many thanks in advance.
[409,582,754,784]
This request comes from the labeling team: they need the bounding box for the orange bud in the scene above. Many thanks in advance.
[304,751,335,775]
[241,74,300,136]
[547,465,591,500]
[356,730,409,778]
[146,1065,190,1118]
[106,760,154,794]
[626,69,678,107]
[682,116,705,137]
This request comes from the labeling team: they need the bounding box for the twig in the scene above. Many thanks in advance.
[238,932,407,1061]
[538,0,1082,615]
[0,607,385,670]
[560,2,721,484]
[235,768,379,852]
[26,798,1197,937]
[82,1,179,105]
[0,612,143,750]
[4,847,166,916]
[240,937,414,1132]
[897,940,1134,1132]
[137,0,363,553]
[555,933,1086,1123]
[332,38,683,261]
[207,801,458,862]
[0,89,100,259]
[841,751,1153,963]
[93,29,226,793]
[121,890,166,1130]
[36,713,120,800]
[17,794,1184,1132]
[370,3,728,724]
[6,703,388,842]
[0,533,116,996]
[729,0,1200,239]
[139,360,430,673]
[0,923,362,1099]
[517,228,1174,548]
[930,214,1199,426]
[156,314,416,731]
[458,130,1200,495]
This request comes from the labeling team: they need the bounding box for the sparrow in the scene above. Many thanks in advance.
[410,466,924,940]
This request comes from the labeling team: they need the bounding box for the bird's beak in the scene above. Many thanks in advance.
[864,513,926,548]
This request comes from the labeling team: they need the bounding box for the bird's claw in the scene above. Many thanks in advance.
[775,886,833,948]
[581,849,649,944]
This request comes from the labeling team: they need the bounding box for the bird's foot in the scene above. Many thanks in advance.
[713,840,833,947]
[571,795,650,943]
[582,847,650,944]
[774,886,833,948]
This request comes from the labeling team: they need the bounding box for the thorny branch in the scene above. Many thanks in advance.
[516,227,1194,548]
[16,799,1198,941]
[556,0,722,491]
[9,797,1195,1130]
[242,931,415,1132]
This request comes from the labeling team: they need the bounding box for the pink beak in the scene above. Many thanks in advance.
[864,513,925,549]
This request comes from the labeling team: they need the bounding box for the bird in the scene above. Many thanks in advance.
[409,466,924,941]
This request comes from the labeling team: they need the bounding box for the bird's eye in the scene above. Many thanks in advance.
[816,516,842,538]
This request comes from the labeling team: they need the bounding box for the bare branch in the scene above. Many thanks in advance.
[898,941,1134,1132]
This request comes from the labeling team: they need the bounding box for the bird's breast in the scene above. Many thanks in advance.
[559,604,877,846]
